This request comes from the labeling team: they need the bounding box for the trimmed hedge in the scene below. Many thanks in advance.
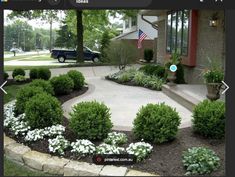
[25,93,63,129]
[69,101,113,140]
[29,79,54,95]
[50,74,74,95]
[192,100,225,139]
[37,68,51,80]
[12,68,25,78]
[67,70,85,90]
[133,103,181,143]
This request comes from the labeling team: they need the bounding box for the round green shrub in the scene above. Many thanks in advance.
[29,68,38,80]
[50,74,74,95]
[14,75,26,82]
[192,100,225,139]
[12,68,25,78]
[67,70,85,90]
[139,64,166,78]
[37,68,51,80]
[182,147,220,175]
[29,79,54,95]
[15,86,45,115]
[69,101,113,140]
[133,103,181,143]
[25,93,63,129]
[4,72,9,80]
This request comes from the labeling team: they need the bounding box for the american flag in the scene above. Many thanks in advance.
[138,29,147,49]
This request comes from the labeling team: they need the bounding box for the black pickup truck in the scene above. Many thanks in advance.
[51,47,101,63]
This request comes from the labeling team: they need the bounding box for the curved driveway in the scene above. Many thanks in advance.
[62,76,192,131]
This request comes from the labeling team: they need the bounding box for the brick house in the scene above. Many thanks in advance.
[112,14,158,59]
[140,10,225,84]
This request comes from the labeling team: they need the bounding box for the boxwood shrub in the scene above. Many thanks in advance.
[15,86,44,115]
[192,100,225,139]
[69,101,113,140]
[37,68,51,80]
[133,103,181,143]
[4,72,9,80]
[25,93,63,129]
[29,68,38,80]
[139,64,166,78]
[12,68,25,78]
[29,79,54,95]
[50,74,74,95]
[67,70,85,90]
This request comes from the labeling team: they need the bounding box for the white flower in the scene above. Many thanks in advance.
[48,135,70,155]
[96,143,125,154]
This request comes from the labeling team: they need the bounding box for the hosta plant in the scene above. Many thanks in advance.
[71,139,96,155]
[48,135,70,155]
[96,143,125,154]
[104,132,128,146]
[126,142,153,162]
[182,147,220,175]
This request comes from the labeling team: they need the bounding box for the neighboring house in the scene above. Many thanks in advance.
[113,14,158,59]
[140,10,225,84]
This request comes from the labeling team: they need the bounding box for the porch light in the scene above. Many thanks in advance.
[209,19,218,27]
[209,12,219,27]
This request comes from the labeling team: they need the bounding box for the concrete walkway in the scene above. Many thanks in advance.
[62,77,192,131]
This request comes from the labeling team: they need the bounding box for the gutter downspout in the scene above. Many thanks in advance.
[141,15,158,62]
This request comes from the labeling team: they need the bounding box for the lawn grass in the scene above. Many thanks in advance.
[4,157,50,176]
[4,84,27,104]
[4,54,51,61]
[4,65,62,71]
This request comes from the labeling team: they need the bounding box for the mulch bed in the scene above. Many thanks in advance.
[4,85,225,176]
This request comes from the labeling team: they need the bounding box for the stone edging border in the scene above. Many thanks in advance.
[4,134,158,176]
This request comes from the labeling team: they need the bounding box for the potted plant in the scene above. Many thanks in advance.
[165,52,181,86]
[203,68,224,101]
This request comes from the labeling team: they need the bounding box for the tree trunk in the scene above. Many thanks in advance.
[76,10,84,63]
[49,20,52,52]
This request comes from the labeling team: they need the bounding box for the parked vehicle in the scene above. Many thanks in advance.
[51,47,101,63]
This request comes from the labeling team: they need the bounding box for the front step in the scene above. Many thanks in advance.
[162,84,201,112]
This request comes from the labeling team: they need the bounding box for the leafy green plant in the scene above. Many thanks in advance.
[139,64,166,78]
[50,74,74,95]
[192,100,225,139]
[29,79,54,95]
[29,68,38,80]
[175,63,186,84]
[182,147,220,175]
[67,70,85,90]
[133,71,146,86]
[14,75,26,82]
[144,49,154,62]
[133,103,181,143]
[15,86,44,115]
[118,72,133,83]
[69,101,113,140]
[203,69,224,83]
[4,72,9,80]
[25,93,63,129]
[37,68,51,80]
[142,75,164,91]
[12,68,25,78]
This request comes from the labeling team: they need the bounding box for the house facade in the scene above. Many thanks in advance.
[140,10,225,84]
[113,14,158,59]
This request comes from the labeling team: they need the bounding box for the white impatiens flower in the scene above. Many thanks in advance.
[104,132,128,146]
[71,139,96,155]
[126,142,153,162]
[96,143,125,154]
[48,135,70,155]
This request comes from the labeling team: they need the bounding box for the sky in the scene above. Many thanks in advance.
[4,10,123,30]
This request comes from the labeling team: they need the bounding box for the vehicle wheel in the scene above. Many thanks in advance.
[92,57,99,63]
[58,56,66,63]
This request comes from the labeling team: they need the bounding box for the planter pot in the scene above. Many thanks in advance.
[206,83,222,101]
[167,70,176,86]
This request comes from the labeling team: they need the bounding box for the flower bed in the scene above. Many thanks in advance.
[105,68,165,91]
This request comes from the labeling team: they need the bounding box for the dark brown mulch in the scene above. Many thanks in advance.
[5,79,32,86]
[56,87,88,104]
